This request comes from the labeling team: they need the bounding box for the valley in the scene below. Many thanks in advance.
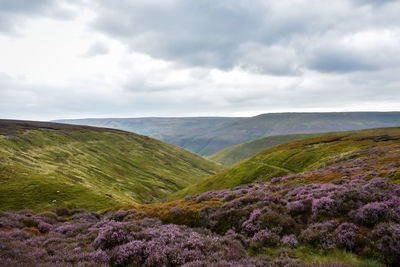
[1,119,400,266]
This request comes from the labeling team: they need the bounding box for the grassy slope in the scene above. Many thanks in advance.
[57,112,400,156]
[0,120,223,211]
[169,127,400,200]
[55,117,243,150]
[208,132,339,166]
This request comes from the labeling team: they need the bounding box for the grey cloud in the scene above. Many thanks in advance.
[91,0,313,73]
[0,0,77,34]
[0,0,53,13]
[352,0,397,6]
[83,42,109,57]
[90,0,400,75]
[92,0,264,69]
[237,43,301,75]
[308,47,377,73]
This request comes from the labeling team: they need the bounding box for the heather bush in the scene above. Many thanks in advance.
[370,223,400,265]
[300,221,337,249]
[281,234,299,248]
[0,228,30,241]
[331,188,365,215]
[242,209,263,234]
[54,223,87,237]
[362,178,394,202]
[250,229,280,249]
[110,240,146,266]
[35,211,58,224]
[112,210,128,221]
[287,200,308,216]
[89,249,110,265]
[224,229,249,247]
[93,221,129,250]
[0,212,24,228]
[384,195,400,222]
[54,207,72,216]
[353,202,389,226]
[72,211,101,222]
[333,223,358,250]
[38,221,52,233]
[107,222,247,266]
[312,197,337,217]
[200,204,251,234]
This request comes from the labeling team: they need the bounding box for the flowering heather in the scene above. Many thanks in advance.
[353,202,389,226]
[37,221,52,233]
[370,223,400,265]
[312,197,337,217]
[334,223,358,249]
[250,229,280,249]
[93,221,130,250]
[1,144,400,265]
[281,234,299,248]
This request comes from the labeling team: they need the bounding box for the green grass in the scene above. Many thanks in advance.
[0,120,223,211]
[208,132,339,166]
[169,127,400,200]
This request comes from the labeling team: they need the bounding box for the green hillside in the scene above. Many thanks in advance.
[169,127,400,200]
[0,120,223,211]
[208,132,338,166]
[56,112,400,155]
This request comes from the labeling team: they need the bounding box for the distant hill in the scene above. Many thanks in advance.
[56,112,400,156]
[55,117,242,151]
[0,120,223,211]
[169,127,400,200]
[208,132,338,166]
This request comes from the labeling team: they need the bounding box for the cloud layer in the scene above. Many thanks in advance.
[0,0,399,120]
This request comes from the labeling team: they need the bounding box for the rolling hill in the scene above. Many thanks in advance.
[0,120,223,211]
[56,112,400,156]
[169,127,400,200]
[208,132,338,166]
[2,126,400,266]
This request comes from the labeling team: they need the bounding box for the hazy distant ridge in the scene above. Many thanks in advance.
[56,112,400,155]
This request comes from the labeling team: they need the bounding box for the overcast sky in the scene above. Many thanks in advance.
[0,0,399,120]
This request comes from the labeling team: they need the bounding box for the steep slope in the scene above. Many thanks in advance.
[56,112,400,156]
[0,120,223,211]
[208,132,338,166]
[55,117,243,152]
[169,127,400,200]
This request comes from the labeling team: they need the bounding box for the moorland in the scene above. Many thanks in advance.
[1,117,400,266]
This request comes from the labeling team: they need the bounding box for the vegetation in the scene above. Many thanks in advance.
[2,153,399,265]
[1,122,400,265]
[209,132,338,166]
[0,120,223,211]
[169,127,400,200]
[57,112,400,155]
